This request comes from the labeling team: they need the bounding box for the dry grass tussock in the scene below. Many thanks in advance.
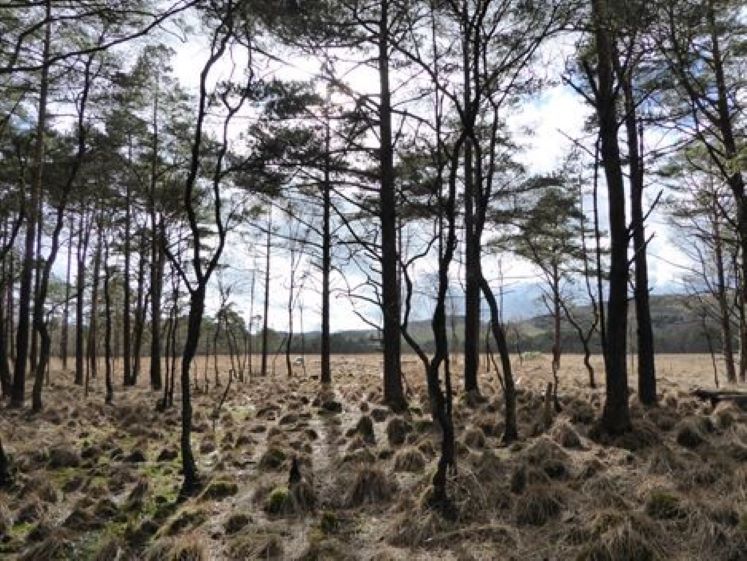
[2,353,747,560]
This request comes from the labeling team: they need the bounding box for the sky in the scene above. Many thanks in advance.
[54,12,692,335]
[167,18,694,333]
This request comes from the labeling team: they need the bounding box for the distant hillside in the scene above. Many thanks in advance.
[320,293,725,354]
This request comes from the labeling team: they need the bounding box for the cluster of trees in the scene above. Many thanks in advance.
[1,0,745,509]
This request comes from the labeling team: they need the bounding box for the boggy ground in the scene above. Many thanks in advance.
[1,353,747,560]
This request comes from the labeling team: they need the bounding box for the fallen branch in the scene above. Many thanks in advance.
[691,388,747,408]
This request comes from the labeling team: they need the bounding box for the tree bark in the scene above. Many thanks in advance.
[261,213,271,377]
[87,223,103,384]
[320,102,332,385]
[180,286,203,495]
[103,238,113,404]
[591,0,631,433]
[60,213,73,370]
[75,209,89,386]
[480,276,518,443]
[122,181,132,386]
[705,0,747,382]
[132,229,148,385]
[712,200,737,383]
[11,0,51,408]
[378,0,406,411]
[620,68,656,405]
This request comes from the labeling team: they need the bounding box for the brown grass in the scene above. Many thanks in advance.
[0,353,743,560]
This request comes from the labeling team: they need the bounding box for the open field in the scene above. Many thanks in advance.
[2,353,747,560]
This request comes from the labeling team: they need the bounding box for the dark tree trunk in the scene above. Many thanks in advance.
[32,208,66,411]
[168,305,178,407]
[461,0,480,396]
[592,0,631,433]
[481,276,518,443]
[0,437,10,488]
[150,221,164,391]
[261,214,271,377]
[620,70,656,405]
[712,203,737,383]
[180,286,203,496]
[320,107,332,385]
[60,213,73,371]
[87,224,103,383]
[248,271,255,376]
[0,281,10,398]
[103,240,113,404]
[132,229,148,385]
[705,0,747,382]
[7,255,14,365]
[149,84,163,392]
[32,51,90,411]
[29,195,42,379]
[286,247,295,378]
[75,209,88,386]
[212,318,222,387]
[122,182,132,386]
[550,264,562,412]
[378,0,406,412]
[12,0,51,408]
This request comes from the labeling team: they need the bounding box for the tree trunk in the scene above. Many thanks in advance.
[0,437,10,488]
[712,202,737,383]
[103,239,113,404]
[179,286,204,496]
[75,209,88,386]
[705,0,747,382]
[11,0,51,408]
[592,0,631,433]
[0,278,11,398]
[286,246,295,378]
[461,0,480,396]
[60,213,73,371]
[149,83,163,392]
[620,70,656,405]
[122,182,132,386]
[378,0,406,411]
[321,105,332,385]
[87,225,103,383]
[248,270,255,376]
[261,213,271,377]
[132,229,148,385]
[29,194,43,379]
[150,221,164,391]
[551,264,562,412]
[480,276,518,443]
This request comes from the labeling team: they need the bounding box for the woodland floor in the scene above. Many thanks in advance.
[1,353,747,560]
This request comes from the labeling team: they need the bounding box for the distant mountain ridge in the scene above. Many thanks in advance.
[318,293,721,354]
